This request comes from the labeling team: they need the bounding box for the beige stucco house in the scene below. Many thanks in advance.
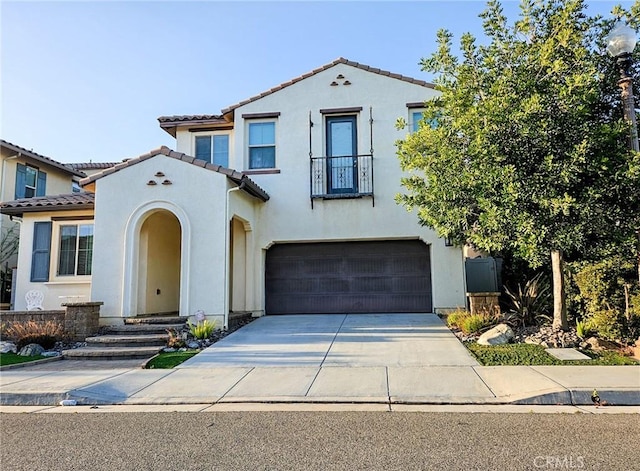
[0,140,85,308]
[1,58,467,326]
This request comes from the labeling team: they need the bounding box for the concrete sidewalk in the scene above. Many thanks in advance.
[1,314,639,407]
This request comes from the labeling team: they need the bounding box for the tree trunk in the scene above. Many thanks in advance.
[551,249,568,331]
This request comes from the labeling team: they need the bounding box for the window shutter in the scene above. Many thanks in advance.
[15,164,26,199]
[31,222,52,282]
[36,171,47,197]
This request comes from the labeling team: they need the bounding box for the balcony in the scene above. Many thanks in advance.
[310,154,374,206]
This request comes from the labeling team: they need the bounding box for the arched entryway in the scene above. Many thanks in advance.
[137,210,181,315]
[123,201,191,318]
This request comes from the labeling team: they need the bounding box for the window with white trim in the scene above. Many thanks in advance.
[194,134,229,167]
[56,223,94,276]
[15,163,46,199]
[248,121,276,169]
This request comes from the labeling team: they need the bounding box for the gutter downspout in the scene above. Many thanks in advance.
[224,181,245,330]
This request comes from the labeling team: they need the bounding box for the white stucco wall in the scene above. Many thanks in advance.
[13,209,94,311]
[90,155,260,324]
[198,63,466,312]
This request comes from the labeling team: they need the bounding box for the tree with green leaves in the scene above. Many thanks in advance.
[396,0,640,330]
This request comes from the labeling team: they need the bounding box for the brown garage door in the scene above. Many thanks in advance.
[265,240,432,314]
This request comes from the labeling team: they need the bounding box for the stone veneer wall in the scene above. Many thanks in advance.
[466,292,501,315]
[0,302,103,341]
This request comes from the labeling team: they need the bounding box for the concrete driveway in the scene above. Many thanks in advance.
[179,313,479,368]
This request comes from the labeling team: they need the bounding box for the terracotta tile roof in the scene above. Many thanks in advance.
[157,58,435,133]
[0,192,95,217]
[157,115,230,137]
[68,162,120,170]
[1,139,86,177]
[157,114,226,124]
[80,146,269,202]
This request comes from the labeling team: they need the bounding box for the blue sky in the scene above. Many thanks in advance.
[1,0,629,164]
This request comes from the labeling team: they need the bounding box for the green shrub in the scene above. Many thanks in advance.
[573,256,635,315]
[572,257,638,342]
[460,313,495,334]
[446,309,496,334]
[575,320,593,339]
[589,309,622,341]
[446,309,469,329]
[5,321,63,350]
[188,319,216,340]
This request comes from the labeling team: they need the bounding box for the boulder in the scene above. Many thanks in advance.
[477,324,514,346]
[0,341,17,354]
[187,341,201,349]
[18,343,45,357]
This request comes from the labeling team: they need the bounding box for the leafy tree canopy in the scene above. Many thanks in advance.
[397,0,640,269]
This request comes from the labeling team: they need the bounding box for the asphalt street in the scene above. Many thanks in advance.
[2,411,638,471]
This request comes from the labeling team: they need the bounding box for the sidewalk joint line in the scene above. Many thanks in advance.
[305,314,348,397]
[318,313,348,368]
[215,367,254,403]
[470,366,497,398]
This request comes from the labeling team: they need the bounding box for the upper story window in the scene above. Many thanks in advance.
[195,134,229,167]
[412,111,425,133]
[248,122,276,169]
[15,163,46,199]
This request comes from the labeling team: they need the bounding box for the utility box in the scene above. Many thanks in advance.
[465,257,500,293]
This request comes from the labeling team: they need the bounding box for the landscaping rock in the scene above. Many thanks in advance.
[163,347,177,353]
[586,337,620,352]
[477,324,514,346]
[0,341,17,354]
[187,341,200,349]
[18,343,45,357]
[517,325,580,348]
[42,351,61,357]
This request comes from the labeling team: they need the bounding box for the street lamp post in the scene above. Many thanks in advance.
[606,20,639,152]
[606,20,640,284]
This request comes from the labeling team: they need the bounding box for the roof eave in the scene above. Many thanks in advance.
[1,140,86,178]
[0,203,94,218]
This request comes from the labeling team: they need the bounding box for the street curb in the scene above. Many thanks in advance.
[2,389,639,407]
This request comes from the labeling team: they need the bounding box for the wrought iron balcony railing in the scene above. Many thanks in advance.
[310,154,374,207]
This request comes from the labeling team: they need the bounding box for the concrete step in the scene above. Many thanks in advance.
[62,346,162,361]
[124,316,185,325]
[86,334,168,348]
[104,324,185,334]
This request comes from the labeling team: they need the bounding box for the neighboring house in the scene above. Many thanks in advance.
[68,162,121,178]
[0,140,85,308]
[1,58,467,326]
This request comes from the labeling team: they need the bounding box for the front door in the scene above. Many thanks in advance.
[326,116,357,194]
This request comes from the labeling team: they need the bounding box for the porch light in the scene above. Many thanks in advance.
[606,20,637,58]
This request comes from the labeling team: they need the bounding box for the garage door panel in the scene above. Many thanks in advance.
[265,241,432,314]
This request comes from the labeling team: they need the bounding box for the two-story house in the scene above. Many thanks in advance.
[0,139,85,308]
[1,58,466,325]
